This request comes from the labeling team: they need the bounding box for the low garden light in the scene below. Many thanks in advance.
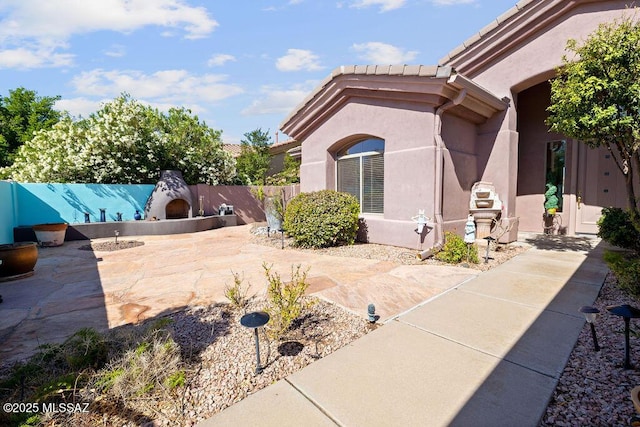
[368,303,377,323]
[579,305,600,352]
[483,236,496,264]
[240,311,270,374]
[606,304,640,369]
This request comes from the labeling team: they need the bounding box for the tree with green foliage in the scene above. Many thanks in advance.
[235,128,272,185]
[547,16,640,229]
[266,153,301,185]
[2,94,236,184]
[0,87,61,167]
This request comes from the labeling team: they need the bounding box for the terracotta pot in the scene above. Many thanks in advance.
[0,242,38,278]
[32,223,68,247]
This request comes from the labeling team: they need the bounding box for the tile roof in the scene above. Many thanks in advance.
[223,144,242,158]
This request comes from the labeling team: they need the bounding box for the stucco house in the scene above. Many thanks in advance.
[279,0,632,253]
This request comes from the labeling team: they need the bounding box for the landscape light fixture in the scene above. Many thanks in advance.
[240,311,270,374]
[368,304,377,323]
[483,236,496,264]
[579,306,600,352]
[606,304,640,369]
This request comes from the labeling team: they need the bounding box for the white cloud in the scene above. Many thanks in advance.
[69,69,244,104]
[431,0,476,5]
[242,82,318,116]
[0,0,217,69]
[349,0,405,12]
[104,44,126,58]
[351,42,418,64]
[55,96,207,120]
[0,0,217,41]
[0,46,74,69]
[276,49,323,72]
[55,97,104,118]
[207,53,236,67]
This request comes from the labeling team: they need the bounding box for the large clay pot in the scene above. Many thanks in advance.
[0,242,38,279]
[32,223,68,247]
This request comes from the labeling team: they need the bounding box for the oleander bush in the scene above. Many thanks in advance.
[283,190,360,248]
[435,231,479,264]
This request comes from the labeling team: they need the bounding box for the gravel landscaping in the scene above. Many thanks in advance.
[541,272,640,426]
[6,227,635,426]
[249,224,529,270]
[38,298,373,426]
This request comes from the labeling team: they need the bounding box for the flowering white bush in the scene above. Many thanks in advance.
[1,94,236,184]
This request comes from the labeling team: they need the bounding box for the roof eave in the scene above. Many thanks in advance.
[280,66,506,141]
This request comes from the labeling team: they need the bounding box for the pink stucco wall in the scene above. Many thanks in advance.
[301,97,445,249]
[445,1,635,234]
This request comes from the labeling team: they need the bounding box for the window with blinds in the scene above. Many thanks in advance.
[336,138,384,214]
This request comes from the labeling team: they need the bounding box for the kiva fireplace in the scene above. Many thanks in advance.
[144,170,193,220]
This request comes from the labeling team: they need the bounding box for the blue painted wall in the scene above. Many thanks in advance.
[0,182,154,244]
[0,181,17,244]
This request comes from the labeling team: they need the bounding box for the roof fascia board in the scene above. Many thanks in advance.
[280,68,507,141]
[440,0,600,76]
[447,74,509,116]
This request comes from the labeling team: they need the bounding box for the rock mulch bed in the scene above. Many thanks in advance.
[40,298,373,426]
[78,240,145,251]
[249,224,528,270]
[541,272,640,426]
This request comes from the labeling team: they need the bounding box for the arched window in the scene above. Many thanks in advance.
[336,138,384,214]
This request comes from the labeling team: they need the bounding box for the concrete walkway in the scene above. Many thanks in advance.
[200,235,609,427]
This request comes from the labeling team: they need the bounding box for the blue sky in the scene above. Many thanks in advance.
[0,0,519,145]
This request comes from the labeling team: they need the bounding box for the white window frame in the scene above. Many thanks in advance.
[336,149,384,215]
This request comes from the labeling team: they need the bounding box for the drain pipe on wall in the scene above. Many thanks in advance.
[417,87,467,260]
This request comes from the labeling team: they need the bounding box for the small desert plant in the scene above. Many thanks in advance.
[224,271,251,311]
[284,190,360,248]
[62,327,108,370]
[263,263,314,339]
[93,330,183,400]
[435,231,479,264]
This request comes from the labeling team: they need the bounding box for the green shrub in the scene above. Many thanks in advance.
[224,271,251,311]
[604,250,640,297]
[597,207,640,253]
[435,231,479,264]
[264,263,314,339]
[283,190,360,248]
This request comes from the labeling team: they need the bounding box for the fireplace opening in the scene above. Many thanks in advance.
[166,199,190,219]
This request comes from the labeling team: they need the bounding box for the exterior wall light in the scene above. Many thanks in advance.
[412,210,430,234]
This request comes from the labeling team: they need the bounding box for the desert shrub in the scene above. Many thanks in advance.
[62,327,108,370]
[435,231,479,264]
[284,190,360,248]
[93,332,182,400]
[224,271,251,311]
[597,207,640,254]
[263,263,314,339]
[0,319,185,427]
[604,250,640,297]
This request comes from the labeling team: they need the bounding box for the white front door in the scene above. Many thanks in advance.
[574,144,625,234]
